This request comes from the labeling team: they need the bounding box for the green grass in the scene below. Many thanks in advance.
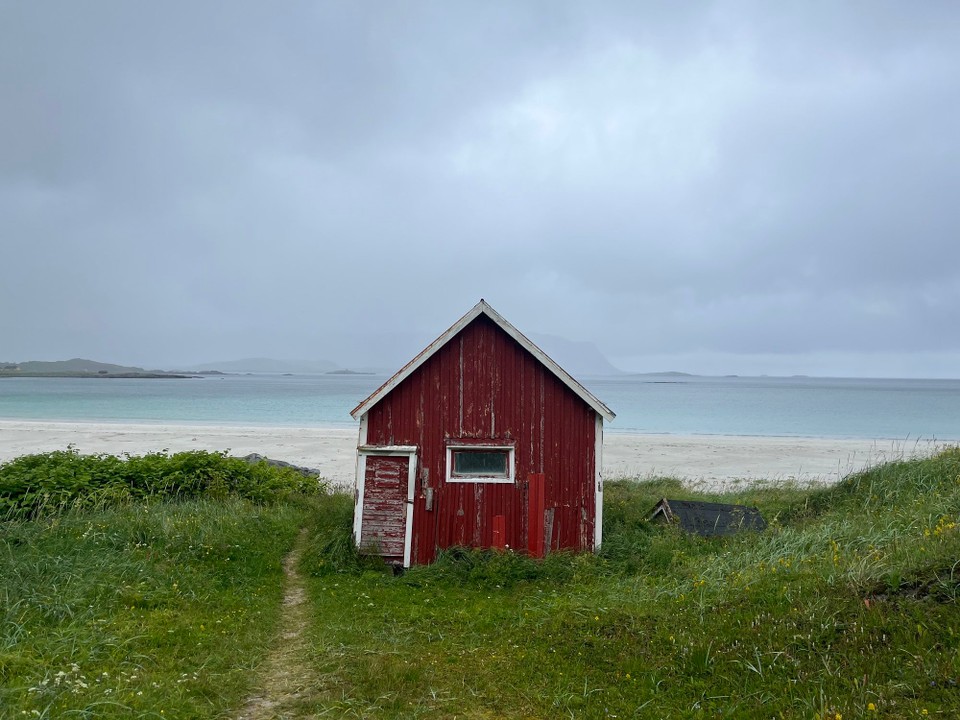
[3,448,960,718]
[0,499,306,718]
[0,450,326,718]
[0,448,322,519]
[292,448,960,718]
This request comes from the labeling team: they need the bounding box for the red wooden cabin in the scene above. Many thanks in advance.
[350,300,615,567]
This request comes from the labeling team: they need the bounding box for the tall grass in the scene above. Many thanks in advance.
[0,449,324,519]
[0,450,330,718]
[293,447,960,718]
[4,448,959,717]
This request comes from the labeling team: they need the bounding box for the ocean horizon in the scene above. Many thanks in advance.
[1,373,959,441]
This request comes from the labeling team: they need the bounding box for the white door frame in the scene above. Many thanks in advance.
[354,444,418,568]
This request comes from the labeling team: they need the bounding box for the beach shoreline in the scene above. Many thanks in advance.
[0,420,950,490]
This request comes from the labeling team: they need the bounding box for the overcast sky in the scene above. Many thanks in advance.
[2,2,959,377]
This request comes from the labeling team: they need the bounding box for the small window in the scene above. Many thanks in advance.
[454,450,508,477]
[446,445,515,483]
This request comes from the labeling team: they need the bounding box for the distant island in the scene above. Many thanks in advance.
[0,357,385,379]
[0,359,195,379]
[185,357,340,374]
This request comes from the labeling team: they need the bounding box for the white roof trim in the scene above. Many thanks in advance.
[350,300,615,423]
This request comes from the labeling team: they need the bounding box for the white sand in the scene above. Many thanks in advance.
[0,420,949,490]
[0,421,359,488]
[603,432,946,490]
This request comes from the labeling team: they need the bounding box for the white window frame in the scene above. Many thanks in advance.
[445,444,515,484]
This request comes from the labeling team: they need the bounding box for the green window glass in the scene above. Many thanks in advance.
[453,450,509,477]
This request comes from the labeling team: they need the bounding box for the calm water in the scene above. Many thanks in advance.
[1,374,958,440]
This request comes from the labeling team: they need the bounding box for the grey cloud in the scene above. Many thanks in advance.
[2,2,959,375]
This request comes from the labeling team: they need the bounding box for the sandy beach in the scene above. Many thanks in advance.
[0,420,948,490]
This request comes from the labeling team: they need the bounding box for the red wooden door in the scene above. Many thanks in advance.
[359,455,409,563]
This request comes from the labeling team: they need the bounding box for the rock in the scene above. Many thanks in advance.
[240,453,321,478]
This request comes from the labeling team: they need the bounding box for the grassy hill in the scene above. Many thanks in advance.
[2,448,959,717]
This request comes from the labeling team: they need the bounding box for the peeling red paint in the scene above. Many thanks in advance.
[352,302,613,566]
[359,455,408,563]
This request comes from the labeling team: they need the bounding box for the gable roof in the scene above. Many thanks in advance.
[350,299,615,422]
[649,498,767,536]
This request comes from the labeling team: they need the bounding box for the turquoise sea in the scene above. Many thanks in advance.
[1,374,959,441]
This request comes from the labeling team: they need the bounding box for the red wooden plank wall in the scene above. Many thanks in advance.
[364,315,597,565]
[527,473,545,558]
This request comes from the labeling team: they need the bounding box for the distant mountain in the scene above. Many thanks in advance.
[187,357,341,374]
[0,358,189,378]
[528,334,623,376]
[17,358,149,374]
